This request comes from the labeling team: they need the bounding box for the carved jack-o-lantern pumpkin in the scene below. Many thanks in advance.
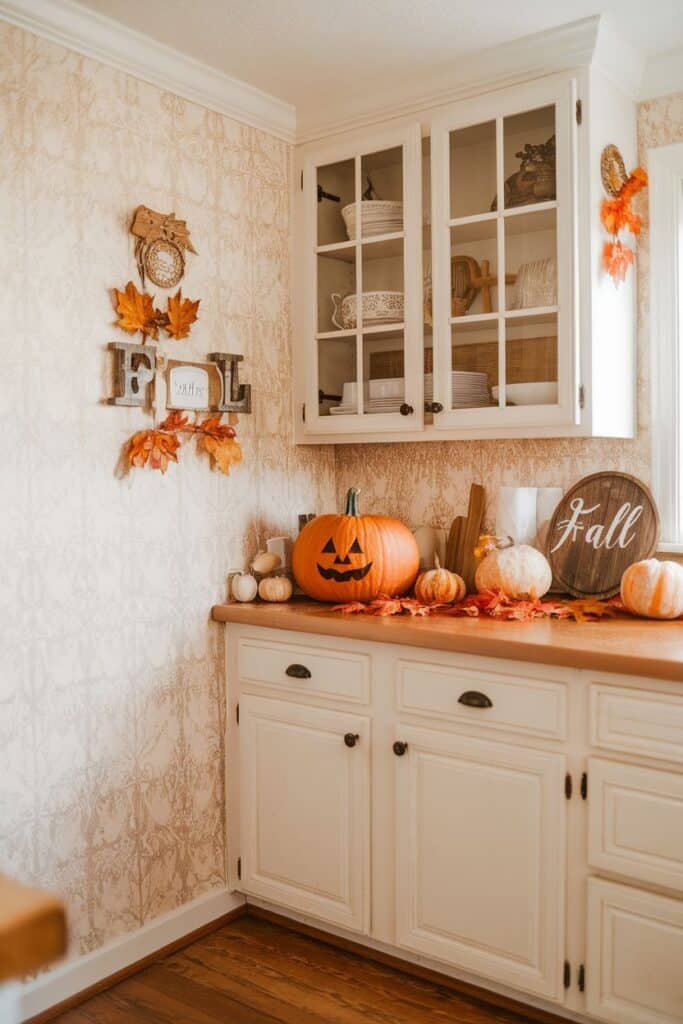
[292,488,420,602]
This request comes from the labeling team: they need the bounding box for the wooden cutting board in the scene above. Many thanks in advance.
[458,484,486,592]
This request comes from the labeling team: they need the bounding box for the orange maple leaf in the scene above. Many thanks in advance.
[600,196,641,236]
[128,429,180,473]
[195,415,241,474]
[603,240,634,283]
[114,281,160,340]
[162,289,200,340]
[619,166,648,201]
[159,410,190,432]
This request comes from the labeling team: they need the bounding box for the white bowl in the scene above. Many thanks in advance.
[341,200,403,239]
[492,382,558,405]
[331,291,404,330]
[369,377,403,399]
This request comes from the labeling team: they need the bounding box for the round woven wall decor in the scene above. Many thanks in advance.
[145,238,185,288]
[600,144,628,197]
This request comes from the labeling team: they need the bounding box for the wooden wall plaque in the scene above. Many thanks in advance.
[546,472,659,599]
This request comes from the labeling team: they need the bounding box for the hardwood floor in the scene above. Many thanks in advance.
[54,914,543,1024]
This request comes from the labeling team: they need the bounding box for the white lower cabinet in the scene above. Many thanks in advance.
[586,878,683,1024]
[239,694,370,932]
[394,725,566,1000]
[228,625,683,1024]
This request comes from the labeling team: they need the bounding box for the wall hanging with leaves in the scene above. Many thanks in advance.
[130,205,196,288]
[113,280,200,342]
[599,146,648,284]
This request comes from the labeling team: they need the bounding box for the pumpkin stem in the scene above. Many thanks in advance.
[344,487,361,516]
[434,555,441,569]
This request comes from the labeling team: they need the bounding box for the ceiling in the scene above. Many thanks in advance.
[73,1,683,133]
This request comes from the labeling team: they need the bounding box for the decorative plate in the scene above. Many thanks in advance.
[600,144,628,197]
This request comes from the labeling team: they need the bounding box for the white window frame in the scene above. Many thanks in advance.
[650,142,683,551]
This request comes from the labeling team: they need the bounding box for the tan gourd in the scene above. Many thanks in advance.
[258,575,293,603]
[414,557,466,605]
[475,543,552,600]
[620,559,683,619]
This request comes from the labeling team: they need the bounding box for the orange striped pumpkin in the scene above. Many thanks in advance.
[620,559,683,619]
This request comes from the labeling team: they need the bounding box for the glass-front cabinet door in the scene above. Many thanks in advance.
[299,124,423,435]
[430,77,577,431]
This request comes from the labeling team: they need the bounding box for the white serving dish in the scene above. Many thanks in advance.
[331,291,404,330]
[341,200,403,239]
[492,382,558,405]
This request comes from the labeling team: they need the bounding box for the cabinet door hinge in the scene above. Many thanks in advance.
[579,384,585,410]
[302,402,306,423]
[300,170,304,190]
[576,99,583,125]
[581,771,588,800]
[565,772,573,800]
[564,960,571,989]
[236,857,241,880]
[578,964,585,992]
[236,702,239,725]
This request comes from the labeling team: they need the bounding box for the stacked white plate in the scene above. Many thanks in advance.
[426,371,491,409]
[341,200,403,240]
[330,371,491,415]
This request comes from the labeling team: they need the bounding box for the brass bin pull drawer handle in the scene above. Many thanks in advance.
[458,690,493,709]
[285,663,311,679]
[344,733,360,748]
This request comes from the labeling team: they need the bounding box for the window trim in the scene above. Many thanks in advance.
[650,142,683,551]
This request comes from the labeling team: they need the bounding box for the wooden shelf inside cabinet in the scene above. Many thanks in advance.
[316,232,404,263]
[317,324,406,341]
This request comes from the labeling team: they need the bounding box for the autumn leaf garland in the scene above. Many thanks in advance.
[113,281,200,341]
[127,411,242,476]
[600,165,648,284]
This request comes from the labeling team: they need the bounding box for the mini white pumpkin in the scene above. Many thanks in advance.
[231,572,258,602]
[621,559,683,619]
[475,543,552,600]
[251,551,282,575]
[258,575,293,602]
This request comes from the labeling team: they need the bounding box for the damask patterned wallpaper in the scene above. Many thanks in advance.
[336,92,683,531]
[0,22,335,958]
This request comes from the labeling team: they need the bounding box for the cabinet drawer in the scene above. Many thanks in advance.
[590,685,683,765]
[586,878,683,1024]
[588,758,683,893]
[396,658,566,740]
[237,636,369,704]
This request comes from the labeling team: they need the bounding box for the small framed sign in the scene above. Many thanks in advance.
[546,472,659,598]
[166,360,222,411]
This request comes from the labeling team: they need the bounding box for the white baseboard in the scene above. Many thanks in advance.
[20,888,245,1022]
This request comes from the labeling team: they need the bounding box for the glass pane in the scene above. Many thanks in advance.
[365,329,406,414]
[505,208,557,312]
[317,158,355,245]
[318,251,356,334]
[449,121,496,219]
[450,323,497,410]
[499,313,558,407]
[361,235,404,330]
[359,147,404,239]
[318,336,358,416]
[450,222,498,316]
[502,105,556,211]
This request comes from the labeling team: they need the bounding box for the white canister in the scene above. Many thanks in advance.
[535,487,563,550]
[495,487,538,546]
[267,535,292,569]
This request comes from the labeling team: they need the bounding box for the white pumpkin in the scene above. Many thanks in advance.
[621,559,683,619]
[231,572,258,602]
[475,543,552,600]
[258,575,293,602]
[251,551,282,575]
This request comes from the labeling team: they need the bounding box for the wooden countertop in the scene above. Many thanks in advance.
[211,600,683,683]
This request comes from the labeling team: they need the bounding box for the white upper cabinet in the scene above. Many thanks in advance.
[430,76,576,433]
[293,67,636,443]
[296,122,424,436]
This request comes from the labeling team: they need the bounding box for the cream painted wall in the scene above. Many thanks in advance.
[0,22,335,959]
[336,92,683,534]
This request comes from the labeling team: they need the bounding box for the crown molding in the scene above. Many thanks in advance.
[640,47,683,101]
[0,0,296,142]
[592,14,645,100]
[296,16,602,144]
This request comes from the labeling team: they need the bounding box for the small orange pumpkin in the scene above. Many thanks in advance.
[620,559,683,619]
[414,557,466,605]
[292,487,419,603]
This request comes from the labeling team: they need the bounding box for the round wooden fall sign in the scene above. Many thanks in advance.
[546,472,659,599]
